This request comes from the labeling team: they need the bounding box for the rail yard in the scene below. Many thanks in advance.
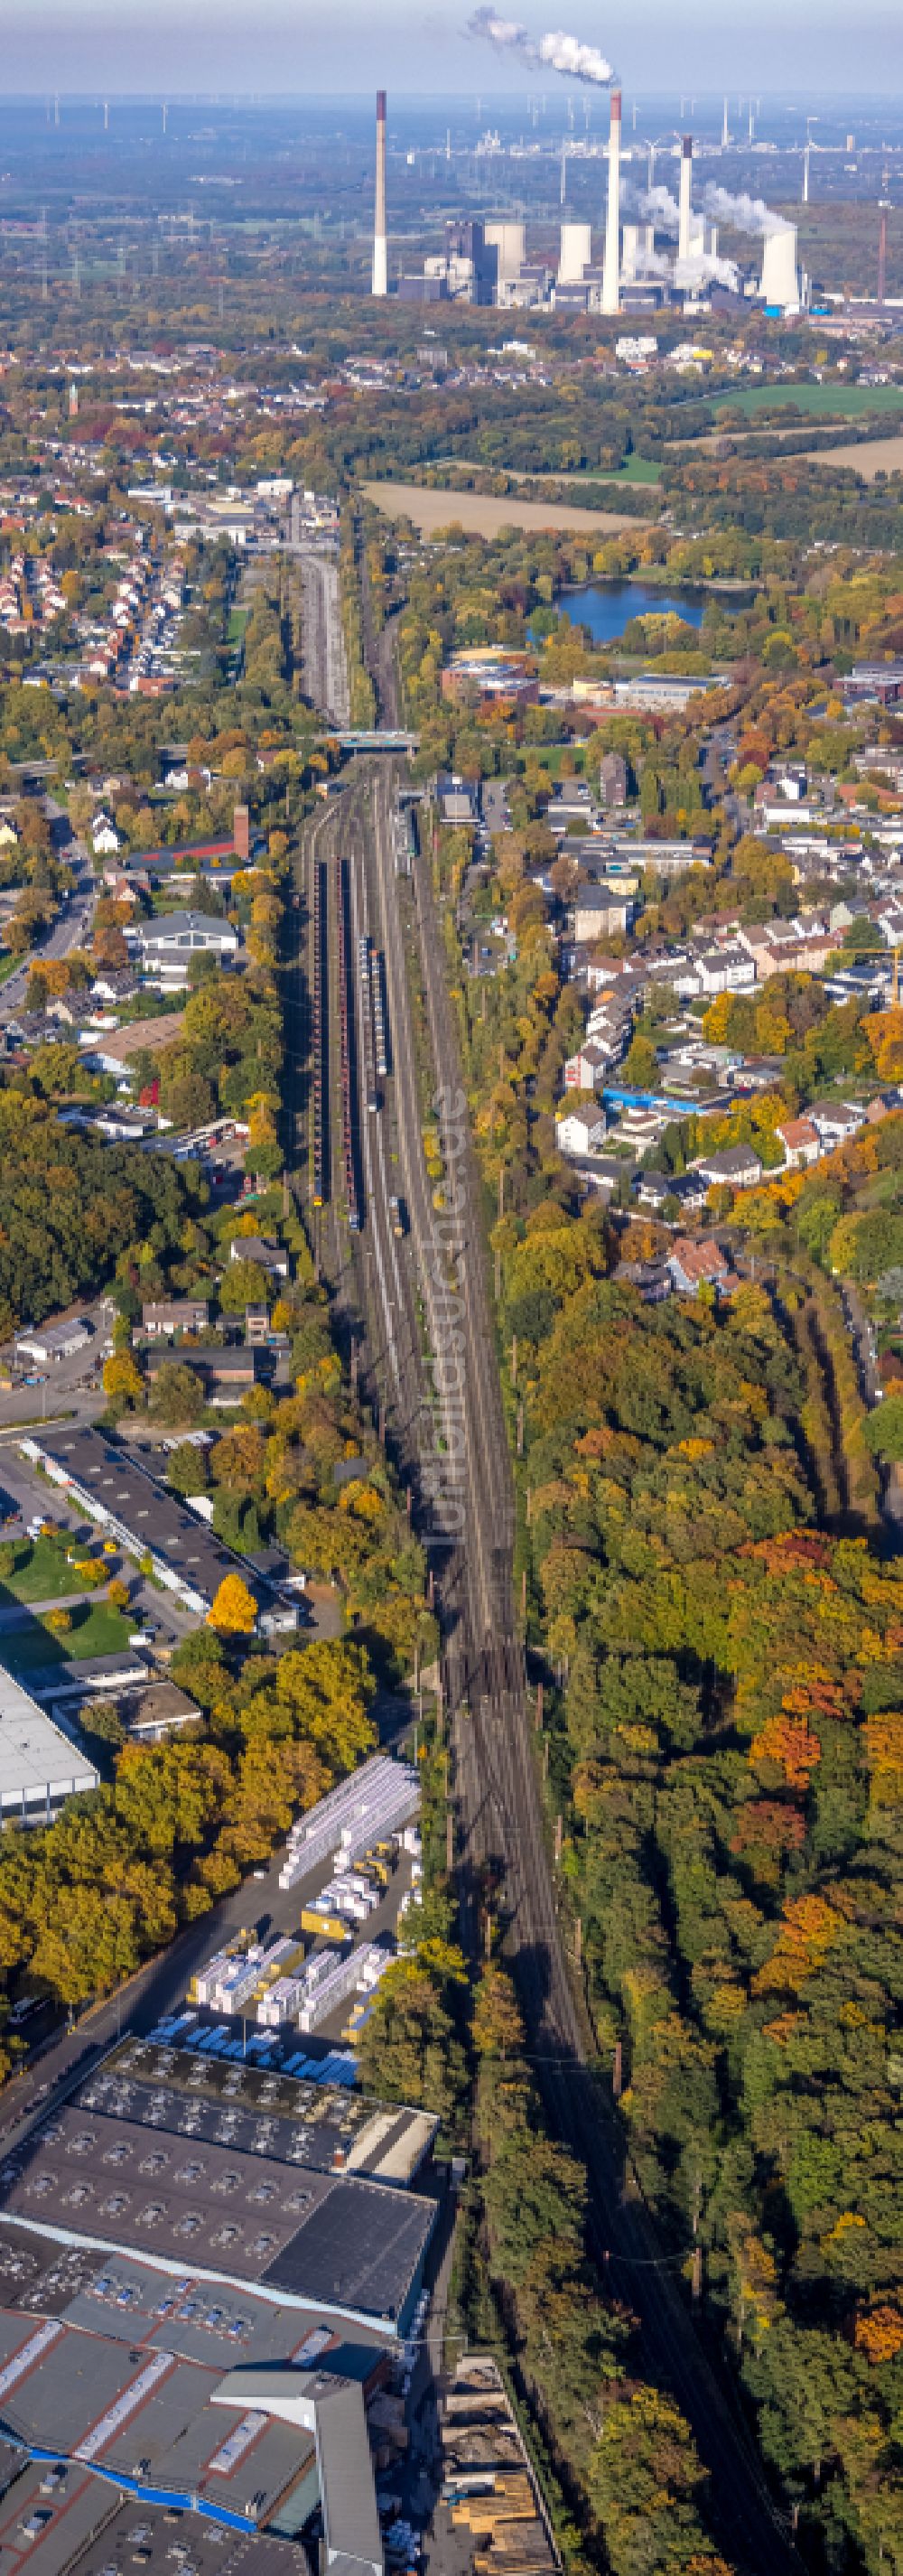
[284,638,800,2574]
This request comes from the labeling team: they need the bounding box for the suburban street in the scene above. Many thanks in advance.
[0,797,96,1011]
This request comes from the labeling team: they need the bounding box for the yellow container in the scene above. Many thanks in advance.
[300,1909,348,1943]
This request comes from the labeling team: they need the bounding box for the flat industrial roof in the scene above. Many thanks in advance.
[0,2306,325,2576]
[0,1666,98,1809]
[0,2229,390,2371]
[96,2042,437,2189]
[25,1433,265,1614]
[0,2046,436,2335]
[64,2500,303,2576]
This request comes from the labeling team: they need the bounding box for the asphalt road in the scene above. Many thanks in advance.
[0,801,96,1010]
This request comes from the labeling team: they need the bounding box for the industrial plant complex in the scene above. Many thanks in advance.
[371,90,805,316]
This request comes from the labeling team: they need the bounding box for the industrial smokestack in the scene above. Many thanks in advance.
[879,171,890,305]
[601,86,621,315]
[372,89,387,297]
[678,135,694,266]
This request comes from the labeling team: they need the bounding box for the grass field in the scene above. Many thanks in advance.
[2,1601,134,1672]
[568,456,662,484]
[361,481,646,537]
[711,381,903,420]
[2,1535,94,1603]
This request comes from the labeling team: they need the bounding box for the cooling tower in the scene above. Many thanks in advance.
[484,219,526,280]
[760,224,800,310]
[620,222,640,281]
[559,220,591,282]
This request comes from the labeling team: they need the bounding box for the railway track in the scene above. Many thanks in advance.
[287,743,798,2575]
[361,759,799,2576]
[297,546,350,728]
[290,764,429,1478]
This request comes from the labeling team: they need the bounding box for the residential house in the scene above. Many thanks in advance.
[599,751,628,809]
[777,1116,821,1171]
[571,1154,628,1199]
[582,953,626,992]
[563,1041,612,1092]
[634,1170,709,1214]
[244,1305,273,1346]
[118,1680,202,1741]
[141,1299,210,1338]
[89,967,142,1005]
[692,944,757,997]
[228,1235,289,1280]
[573,887,635,944]
[808,1100,867,1151]
[667,1237,738,1296]
[634,1170,679,1209]
[739,920,837,977]
[133,911,240,991]
[556,1109,608,1159]
[91,813,121,856]
[615,1256,672,1303]
[694,1144,764,1191]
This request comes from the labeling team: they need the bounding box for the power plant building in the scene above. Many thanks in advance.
[381,95,804,320]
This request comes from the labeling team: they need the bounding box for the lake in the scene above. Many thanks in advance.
[553,580,706,644]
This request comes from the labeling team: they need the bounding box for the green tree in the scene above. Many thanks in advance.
[147,1362,206,1426]
[103,1351,144,1406]
[219,1258,270,1313]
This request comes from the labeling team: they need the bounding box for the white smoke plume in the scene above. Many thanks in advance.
[632,247,674,280]
[537,28,614,79]
[467,8,614,85]
[639,185,680,236]
[703,183,791,238]
[675,251,740,290]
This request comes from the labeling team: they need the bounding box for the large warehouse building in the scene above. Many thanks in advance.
[0,1662,98,1823]
[0,2039,440,2576]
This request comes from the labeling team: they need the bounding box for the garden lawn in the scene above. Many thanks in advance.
[2,1601,135,1672]
[3,1536,95,1603]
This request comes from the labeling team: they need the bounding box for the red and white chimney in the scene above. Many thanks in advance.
[372,90,387,297]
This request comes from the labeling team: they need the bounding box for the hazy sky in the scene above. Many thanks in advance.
[3,0,903,98]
